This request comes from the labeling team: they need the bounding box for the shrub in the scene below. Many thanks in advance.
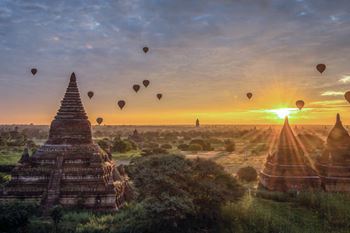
[236,166,258,182]
[225,141,235,152]
[188,143,202,152]
[177,144,189,151]
[0,202,40,233]
[161,144,172,149]
[189,139,212,151]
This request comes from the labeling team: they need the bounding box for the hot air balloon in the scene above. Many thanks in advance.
[87,91,94,99]
[157,93,162,100]
[133,84,140,93]
[31,68,37,76]
[118,100,126,109]
[143,80,150,87]
[296,100,305,110]
[246,92,253,100]
[344,91,350,103]
[143,47,149,53]
[316,64,326,74]
[96,117,103,125]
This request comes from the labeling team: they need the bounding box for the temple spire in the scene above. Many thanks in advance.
[47,73,92,144]
[55,72,87,120]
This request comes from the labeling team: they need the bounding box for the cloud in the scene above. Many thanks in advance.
[339,75,350,83]
[321,91,344,96]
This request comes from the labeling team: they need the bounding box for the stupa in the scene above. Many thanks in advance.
[259,117,321,191]
[315,114,350,192]
[0,73,131,210]
[196,118,200,128]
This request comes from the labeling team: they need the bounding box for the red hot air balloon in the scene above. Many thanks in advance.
[246,92,253,100]
[143,47,149,53]
[143,80,150,87]
[156,93,162,100]
[316,64,326,74]
[96,117,103,125]
[296,100,305,110]
[133,84,140,93]
[31,68,37,76]
[87,91,94,99]
[344,91,350,103]
[118,100,126,109]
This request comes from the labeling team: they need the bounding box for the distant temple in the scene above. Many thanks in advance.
[315,114,350,192]
[0,73,131,210]
[128,129,143,143]
[196,118,200,128]
[259,117,321,191]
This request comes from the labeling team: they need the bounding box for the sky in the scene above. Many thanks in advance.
[1,0,350,125]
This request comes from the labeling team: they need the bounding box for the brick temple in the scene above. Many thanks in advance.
[0,73,131,210]
[315,114,350,192]
[259,117,321,191]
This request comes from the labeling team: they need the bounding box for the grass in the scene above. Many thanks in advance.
[111,150,141,161]
[0,147,23,165]
[221,194,350,233]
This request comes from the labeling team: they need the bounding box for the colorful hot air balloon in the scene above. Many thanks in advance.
[87,91,94,99]
[31,68,37,76]
[118,100,126,109]
[143,47,149,53]
[344,91,350,103]
[296,100,305,110]
[96,117,103,125]
[143,80,150,87]
[156,93,162,100]
[133,84,140,93]
[316,64,326,74]
[246,92,253,100]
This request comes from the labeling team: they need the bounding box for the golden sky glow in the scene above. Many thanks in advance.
[1,1,350,125]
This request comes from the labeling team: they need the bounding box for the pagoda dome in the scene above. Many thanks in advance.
[323,113,350,163]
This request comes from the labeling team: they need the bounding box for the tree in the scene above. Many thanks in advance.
[225,141,235,152]
[123,154,245,232]
[236,166,258,182]
[188,143,202,152]
[50,205,63,233]
[189,139,212,151]
[177,144,189,151]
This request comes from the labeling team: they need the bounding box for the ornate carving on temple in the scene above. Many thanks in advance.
[259,117,321,192]
[315,114,350,192]
[0,73,131,211]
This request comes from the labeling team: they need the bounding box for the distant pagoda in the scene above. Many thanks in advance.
[128,129,143,143]
[196,118,200,128]
[315,114,350,192]
[259,117,321,191]
[1,73,131,210]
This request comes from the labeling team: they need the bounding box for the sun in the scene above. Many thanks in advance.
[271,108,292,119]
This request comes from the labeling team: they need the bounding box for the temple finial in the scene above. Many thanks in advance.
[336,113,341,124]
[70,72,76,82]
[284,116,289,125]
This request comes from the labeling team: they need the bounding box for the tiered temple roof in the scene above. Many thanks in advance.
[259,117,321,191]
[1,73,131,210]
[316,114,350,192]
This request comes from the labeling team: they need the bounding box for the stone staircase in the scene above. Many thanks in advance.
[43,155,63,211]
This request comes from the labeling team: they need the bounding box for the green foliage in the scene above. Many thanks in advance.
[236,166,258,182]
[177,143,189,151]
[0,202,40,233]
[124,154,244,232]
[189,139,212,151]
[225,141,235,152]
[161,143,172,149]
[188,143,202,152]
